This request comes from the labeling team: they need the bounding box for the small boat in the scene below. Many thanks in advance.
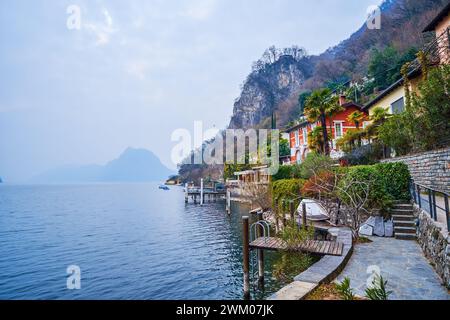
[297,199,330,221]
[159,185,170,190]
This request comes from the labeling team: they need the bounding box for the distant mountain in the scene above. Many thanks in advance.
[0,177,3,183]
[101,148,174,182]
[33,148,174,183]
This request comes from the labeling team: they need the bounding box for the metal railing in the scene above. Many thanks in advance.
[410,180,450,232]
[397,28,450,83]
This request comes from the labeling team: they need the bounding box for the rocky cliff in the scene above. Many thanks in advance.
[229,54,313,129]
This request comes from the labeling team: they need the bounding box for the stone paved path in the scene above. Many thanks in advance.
[336,237,449,300]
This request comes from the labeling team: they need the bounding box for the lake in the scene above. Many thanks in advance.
[0,183,289,300]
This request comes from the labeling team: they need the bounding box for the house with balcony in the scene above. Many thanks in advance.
[423,2,450,65]
[364,3,449,116]
[285,96,367,163]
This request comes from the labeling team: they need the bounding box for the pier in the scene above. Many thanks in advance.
[249,238,344,256]
[241,215,345,299]
[184,179,227,205]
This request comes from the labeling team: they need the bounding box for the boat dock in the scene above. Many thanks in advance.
[249,237,344,256]
[184,179,227,205]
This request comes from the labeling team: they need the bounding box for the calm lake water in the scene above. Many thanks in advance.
[0,183,289,300]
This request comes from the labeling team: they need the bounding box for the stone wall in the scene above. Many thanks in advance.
[413,206,450,289]
[381,147,450,194]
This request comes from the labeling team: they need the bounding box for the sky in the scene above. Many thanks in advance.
[0,0,382,182]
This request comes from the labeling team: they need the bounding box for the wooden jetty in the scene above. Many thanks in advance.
[241,215,345,299]
[249,237,344,256]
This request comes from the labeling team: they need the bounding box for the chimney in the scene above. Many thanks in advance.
[339,95,346,106]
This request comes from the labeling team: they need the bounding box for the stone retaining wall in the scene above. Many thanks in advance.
[413,205,450,289]
[381,147,450,193]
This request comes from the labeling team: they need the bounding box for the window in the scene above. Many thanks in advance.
[296,151,302,164]
[391,97,405,114]
[302,128,308,145]
[294,131,299,147]
[334,122,343,138]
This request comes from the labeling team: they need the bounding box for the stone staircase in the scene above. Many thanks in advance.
[392,202,417,240]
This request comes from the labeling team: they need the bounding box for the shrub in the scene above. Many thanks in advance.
[273,153,335,182]
[374,162,411,200]
[272,179,305,199]
[336,129,365,153]
[335,277,355,300]
[296,152,335,179]
[341,143,385,166]
[272,252,316,283]
[301,171,338,198]
[338,165,393,213]
[378,113,413,156]
[272,165,295,181]
[365,275,392,300]
[272,179,306,210]
[280,222,315,251]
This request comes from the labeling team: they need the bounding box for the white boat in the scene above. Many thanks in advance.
[297,199,330,221]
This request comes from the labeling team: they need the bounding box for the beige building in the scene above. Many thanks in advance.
[363,69,421,116]
[234,166,271,185]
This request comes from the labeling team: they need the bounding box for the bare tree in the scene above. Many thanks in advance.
[303,162,372,240]
[241,182,272,212]
[268,46,280,64]
[336,177,372,240]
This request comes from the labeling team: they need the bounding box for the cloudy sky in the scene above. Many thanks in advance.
[0,0,381,182]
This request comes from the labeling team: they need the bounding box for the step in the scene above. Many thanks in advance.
[393,200,411,204]
[392,214,415,221]
[392,204,413,209]
[392,215,414,221]
[391,209,414,214]
[394,226,416,234]
[391,212,414,217]
[395,232,417,240]
[393,220,416,228]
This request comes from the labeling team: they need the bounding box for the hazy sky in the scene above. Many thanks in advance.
[0,0,382,182]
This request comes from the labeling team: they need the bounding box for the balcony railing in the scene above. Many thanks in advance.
[411,27,450,70]
[410,180,450,232]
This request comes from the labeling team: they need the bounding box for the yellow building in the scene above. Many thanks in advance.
[363,69,421,116]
